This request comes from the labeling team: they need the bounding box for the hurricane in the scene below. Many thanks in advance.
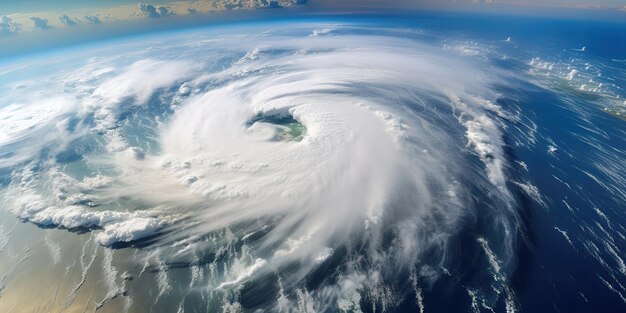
[1,16,625,313]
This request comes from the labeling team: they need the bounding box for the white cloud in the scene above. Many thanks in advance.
[58,14,77,26]
[30,16,51,30]
[83,15,102,24]
[137,3,175,18]
[0,15,21,35]
[93,59,193,105]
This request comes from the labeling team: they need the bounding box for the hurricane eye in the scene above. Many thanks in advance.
[246,113,306,142]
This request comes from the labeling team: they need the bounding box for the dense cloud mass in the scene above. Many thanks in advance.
[1,13,625,312]
[0,23,525,311]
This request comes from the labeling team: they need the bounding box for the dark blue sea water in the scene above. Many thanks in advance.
[363,12,626,313]
[399,12,626,313]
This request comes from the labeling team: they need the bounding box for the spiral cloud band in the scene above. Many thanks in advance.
[0,23,522,311]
